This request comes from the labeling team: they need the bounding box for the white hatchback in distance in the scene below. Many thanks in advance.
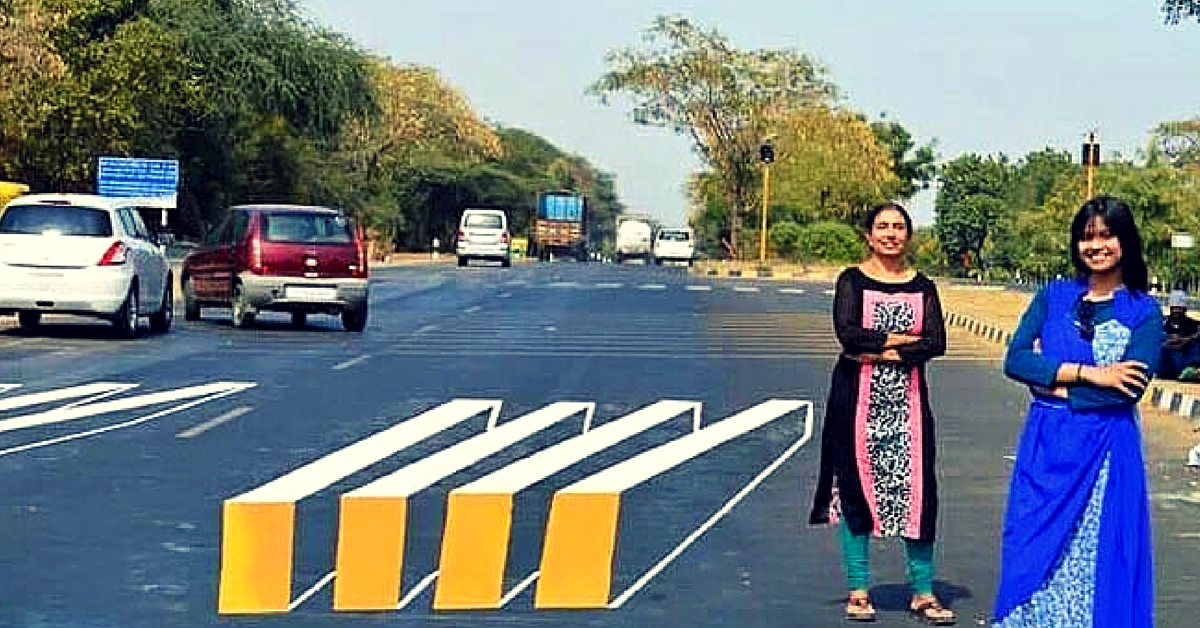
[456,208,511,267]
[653,227,696,266]
[0,194,174,338]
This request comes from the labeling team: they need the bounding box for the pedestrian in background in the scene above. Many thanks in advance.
[994,195,1161,628]
[809,202,955,625]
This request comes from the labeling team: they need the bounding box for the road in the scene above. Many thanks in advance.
[0,261,1194,628]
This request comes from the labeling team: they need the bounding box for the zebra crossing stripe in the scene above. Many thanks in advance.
[432,400,702,610]
[0,382,246,435]
[217,399,502,615]
[332,402,595,611]
[534,400,809,609]
[0,382,137,414]
[0,384,21,394]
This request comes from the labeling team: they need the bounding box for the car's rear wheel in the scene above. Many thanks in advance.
[183,277,201,321]
[342,308,367,332]
[113,284,139,339]
[457,256,469,267]
[149,276,173,334]
[291,312,307,327]
[17,311,40,329]
[231,284,254,329]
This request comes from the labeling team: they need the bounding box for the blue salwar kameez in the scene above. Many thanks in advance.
[994,279,1162,628]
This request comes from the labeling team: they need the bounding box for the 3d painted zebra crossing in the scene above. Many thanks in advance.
[217,398,813,615]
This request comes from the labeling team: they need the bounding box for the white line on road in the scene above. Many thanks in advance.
[399,571,440,609]
[415,325,438,334]
[548,281,580,288]
[289,571,337,611]
[733,286,760,293]
[464,306,483,314]
[504,280,528,286]
[638,284,667,290]
[500,571,540,608]
[608,403,814,609]
[0,384,21,394]
[333,355,371,371]
[0,385,255,458]
[823,289,836,296]
[779,288,806,294]
[176,406,253,439]
[595,283,623,289]
[686,285,713,292]
[497,293,512,298]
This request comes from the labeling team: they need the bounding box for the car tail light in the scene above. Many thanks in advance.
[98,242,127,266]
[248,236,263,273]
[352,232,368,279]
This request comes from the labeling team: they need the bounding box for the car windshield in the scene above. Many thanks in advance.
[263,212,353,244]
[659,231,690,241]
[0,204,113,237]
[464,214,503,229]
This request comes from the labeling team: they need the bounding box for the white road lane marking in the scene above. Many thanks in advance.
[176,406,254,439]
[464,306,483,314]
[638,284,667,290]
[686,285,712,291]
[398,571,441,610]
[333,355,371,371]
[289,571,337,612]
[779,288,806,294]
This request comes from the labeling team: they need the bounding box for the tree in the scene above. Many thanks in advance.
[1152,119,1200,166]
[869,118,937,199]
[1163,0,1200,23]
[590,14,836,259]
[934,153,1012,275]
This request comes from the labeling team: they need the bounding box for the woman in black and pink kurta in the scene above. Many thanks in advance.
[809,203,954,625]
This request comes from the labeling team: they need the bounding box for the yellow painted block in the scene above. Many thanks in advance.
[534,492,620,608]
[218,501,296,614]
[333,496,408,611]
[433,492,513,610]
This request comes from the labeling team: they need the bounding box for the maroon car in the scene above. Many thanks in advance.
[181,205,369,331]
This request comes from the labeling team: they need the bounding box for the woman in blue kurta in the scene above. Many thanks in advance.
[994,196,1162,628]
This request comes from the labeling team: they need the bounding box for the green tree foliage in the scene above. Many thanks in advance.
[934,153,1011,274]
[869,118,937,199]
[591,14,836,259]
[1163,0,1200,23]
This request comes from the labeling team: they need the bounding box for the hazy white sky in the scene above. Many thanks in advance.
[298,0,1200,226]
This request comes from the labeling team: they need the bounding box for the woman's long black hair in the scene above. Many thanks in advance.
[1070,195,1149,293]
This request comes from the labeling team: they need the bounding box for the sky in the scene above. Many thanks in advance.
[297,0,1200,227]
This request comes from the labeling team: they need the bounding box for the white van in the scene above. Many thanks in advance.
[616,218,653,263]
[653,227,695,266]
[456,208,511,267]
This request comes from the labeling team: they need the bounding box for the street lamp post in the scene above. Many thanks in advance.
[1082,132,1100,199]
[759,140,774,265]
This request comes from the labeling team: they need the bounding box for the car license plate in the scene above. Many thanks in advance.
[285,286,337,301]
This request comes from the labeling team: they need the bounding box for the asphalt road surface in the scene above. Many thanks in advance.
[0,261,1195,628]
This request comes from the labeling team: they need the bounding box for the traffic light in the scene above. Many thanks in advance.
[759,142,774,164]
[1082,137,1100,167]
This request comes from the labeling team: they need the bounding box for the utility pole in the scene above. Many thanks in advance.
[759,140,774,265]
[1082,132,1100,199]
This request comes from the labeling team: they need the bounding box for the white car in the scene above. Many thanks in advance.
[456,208,511,267]
[0,194,173,338]
[653,227,696,266]
[616,219,653,263]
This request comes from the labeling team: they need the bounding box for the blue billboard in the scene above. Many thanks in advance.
[97,157,179,208]
[538,193,584,222]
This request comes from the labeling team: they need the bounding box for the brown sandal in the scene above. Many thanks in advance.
[910,595,956,625]
[845,592,876,622]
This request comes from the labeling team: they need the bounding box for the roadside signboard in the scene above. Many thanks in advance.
[1172,232,1195,249]
[97,157,179,209]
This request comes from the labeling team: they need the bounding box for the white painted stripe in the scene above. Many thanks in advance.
[454,400,701,494]
[595,283,623,289]
[564,400,808,493]
[638,284,667,290]
[778,288,806,294]
[176,406,254,439]
[608,402,814,609]
[464,306,482,314]
[1182,395,1197,417]
[823,289,836,296]
[0,384,21,394]
[289,571,336,611]
[414,325,438,334]
[229,399,502,504]
[0,382,138,413]
[685,285,712,292]
[333,355,371,371]
[0,382,251,434]
[548,282,579,288]
[733,286,760,293]
[348,402,595,498]
[500,571,540,608]
[497,293,512,299]
[398,571,440,610]
[504,280,528,286]
[0,384,254,458]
